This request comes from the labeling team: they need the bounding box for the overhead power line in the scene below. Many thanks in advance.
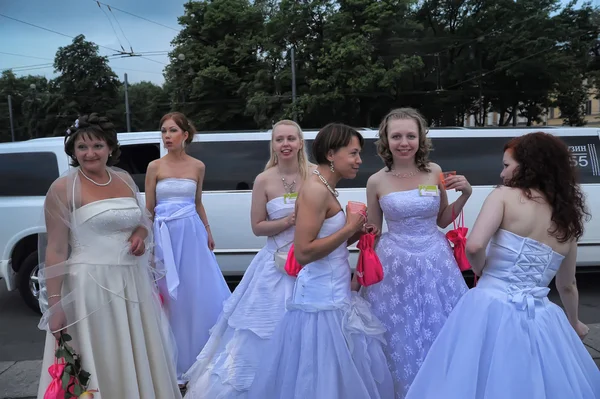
[0,12,130,56]
[91,0,180,32]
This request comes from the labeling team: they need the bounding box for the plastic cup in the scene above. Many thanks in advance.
[440,171,456,187]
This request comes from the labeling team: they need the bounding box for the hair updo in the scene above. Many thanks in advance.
[159,112,197,145]
[64,113,121,167]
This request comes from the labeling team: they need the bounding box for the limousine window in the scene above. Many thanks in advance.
[562,136,600,184]
[304,137,507,187]
[188,134,599,192]
[115,143,160,192]
[425,135,599,186]
[0,151,59,196]
[188,141,271,191]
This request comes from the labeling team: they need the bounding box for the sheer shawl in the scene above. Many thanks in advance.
[36,166,173,352]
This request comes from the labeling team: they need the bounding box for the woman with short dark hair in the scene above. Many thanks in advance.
[247,123,394,399]
[36,113,181,398]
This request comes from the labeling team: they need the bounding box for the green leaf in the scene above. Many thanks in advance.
[61,333,73,342]
[55,347,68,359]
[61,371,71,390]
[62,350,75,364]
[73,384,84,396]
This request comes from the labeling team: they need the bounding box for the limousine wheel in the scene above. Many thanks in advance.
[17,251,41,314]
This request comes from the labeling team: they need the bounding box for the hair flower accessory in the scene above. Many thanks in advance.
[65,119,79,137]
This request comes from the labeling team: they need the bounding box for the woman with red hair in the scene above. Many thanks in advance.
[405,132,600,399]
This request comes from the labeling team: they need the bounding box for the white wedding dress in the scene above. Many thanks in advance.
[37,197,181,399]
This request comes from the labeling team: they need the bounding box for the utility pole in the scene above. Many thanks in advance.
[124,73,131,132]
[8,95,15,142]
[291,47,297,122]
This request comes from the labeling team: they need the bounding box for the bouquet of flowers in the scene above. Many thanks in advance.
[44,331,98,399]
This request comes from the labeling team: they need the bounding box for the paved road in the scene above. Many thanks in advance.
[1,272,599,363]
[0,272,599,398]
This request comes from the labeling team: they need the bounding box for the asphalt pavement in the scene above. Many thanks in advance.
[1,273,599,398]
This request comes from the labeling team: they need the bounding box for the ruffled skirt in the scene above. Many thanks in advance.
[246,292,395,399]
[183,247,295,398]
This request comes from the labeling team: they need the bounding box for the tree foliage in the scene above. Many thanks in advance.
[1,0,599,142]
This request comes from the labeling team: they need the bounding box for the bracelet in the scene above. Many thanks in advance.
[48,294,61,299]
[204,224,210,228]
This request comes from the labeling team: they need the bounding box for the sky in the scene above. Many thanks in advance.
[0,0,188,86]
[0,0,591,87]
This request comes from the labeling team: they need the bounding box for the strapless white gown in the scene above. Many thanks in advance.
[183,196,296,399]
[153,178,231,384]
[405,229,600,399]
[37,198,181,399]
[247,211,395,399]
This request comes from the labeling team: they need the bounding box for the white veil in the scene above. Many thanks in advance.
[36,165,177,363]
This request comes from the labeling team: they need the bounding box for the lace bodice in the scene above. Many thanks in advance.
[156,178,197,203]
[478,229,565,318]
[379,189,443,251]
[70,197,142,264]
[290,211,350,308]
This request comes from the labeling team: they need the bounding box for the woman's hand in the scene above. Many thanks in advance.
[362,223,380,236]
[573,320,589,340]
[285,212,296,227]
[128,234,146,256]
[48,299,67,340]
[207,231,216,251]
[345,205,366,234]
[443,174,472,197]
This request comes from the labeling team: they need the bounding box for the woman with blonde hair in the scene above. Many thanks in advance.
[360,107,471,398]
[248,123,394,399]
[183,119,314,399]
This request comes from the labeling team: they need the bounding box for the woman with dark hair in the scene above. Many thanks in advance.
[36,114,182,398]
[247,123,394,399]
[145,112,231,389]
[405,132,600,399]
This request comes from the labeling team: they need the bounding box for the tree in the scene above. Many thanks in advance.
[0,71,59,141]
[53,34,121,132]
[164,0,269,130]
[119,81,171,131]
[551,1,600,125]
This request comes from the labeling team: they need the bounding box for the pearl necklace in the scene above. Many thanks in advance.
[79,169,112,186]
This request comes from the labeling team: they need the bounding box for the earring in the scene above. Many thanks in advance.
[330,160,335,172]
[182,141,186,149]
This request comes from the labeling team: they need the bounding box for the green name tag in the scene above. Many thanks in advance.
[284,192,298,204]
[418,185,439,197]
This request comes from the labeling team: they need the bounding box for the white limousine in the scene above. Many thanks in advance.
[0,126,598,312]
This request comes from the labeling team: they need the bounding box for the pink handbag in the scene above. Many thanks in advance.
[356,233,384,286]
[284,244,303,277]
[446,205,471,272]
[44,358,75,399]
